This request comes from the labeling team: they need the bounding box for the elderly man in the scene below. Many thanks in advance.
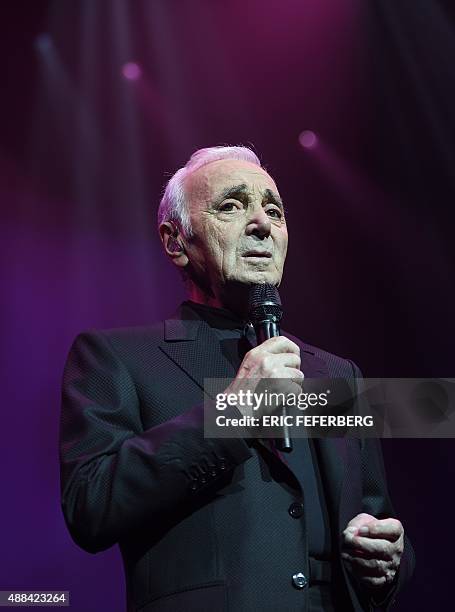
[60,146,415,611]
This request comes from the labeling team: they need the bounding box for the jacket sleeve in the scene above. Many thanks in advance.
[59,330,253,553]
[349,361,416,611]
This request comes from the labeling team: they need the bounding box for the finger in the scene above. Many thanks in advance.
[341,553,391,578]
[357,575,388,589]
[342,546,392,562]
[260,336,300,355]
[359,519,403,542]
[291,370,305,386]
[258,354,302,375]
[286,368,305,382]
[344,513,376,533]
[343,533,394,561]
[342,543,394,562]
[265,352,301,369]
[342,558,394,588]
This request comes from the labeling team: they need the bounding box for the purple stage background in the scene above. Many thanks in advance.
[1,1,454,610]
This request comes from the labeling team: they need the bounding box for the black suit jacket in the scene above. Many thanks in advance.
[60,303,415,611]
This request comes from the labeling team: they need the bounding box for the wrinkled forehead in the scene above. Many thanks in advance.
[184,159,279,206]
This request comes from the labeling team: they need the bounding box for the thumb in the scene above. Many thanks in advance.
[344,513,377,536]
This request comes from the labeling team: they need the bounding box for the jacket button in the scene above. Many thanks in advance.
[292,572,308,589]
[189,479,198,491]
[288,502,304,519]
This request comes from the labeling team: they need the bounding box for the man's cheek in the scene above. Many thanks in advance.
[206,238,228,276]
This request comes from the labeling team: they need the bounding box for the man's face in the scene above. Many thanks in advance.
[183,159,288,295]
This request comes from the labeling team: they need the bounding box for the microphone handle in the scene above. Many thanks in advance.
[253,320,293,453]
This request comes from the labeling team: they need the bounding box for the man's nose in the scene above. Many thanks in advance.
[245,206,271,239]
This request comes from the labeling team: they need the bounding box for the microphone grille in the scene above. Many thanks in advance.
[248,284,283,324]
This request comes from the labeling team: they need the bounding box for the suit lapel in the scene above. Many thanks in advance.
[158,305,237,397]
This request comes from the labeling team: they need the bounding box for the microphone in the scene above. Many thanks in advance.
[247,284,293,452]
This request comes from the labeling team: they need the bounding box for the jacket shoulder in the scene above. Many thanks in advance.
[65,322,166,368]
[73,321,164,344]
[97,322,163,342]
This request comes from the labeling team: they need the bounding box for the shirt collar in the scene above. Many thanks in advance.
[183,299,251,333]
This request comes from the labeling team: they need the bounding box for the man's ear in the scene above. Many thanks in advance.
[159,222,189,268]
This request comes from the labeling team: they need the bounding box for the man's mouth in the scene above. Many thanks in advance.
[242,251,272,258]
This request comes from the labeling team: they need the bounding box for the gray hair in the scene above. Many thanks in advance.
[157,145,261,238]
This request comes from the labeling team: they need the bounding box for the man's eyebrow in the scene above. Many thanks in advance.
[263,188,284,211]
[213,183,249,204]
[211,184,285,213]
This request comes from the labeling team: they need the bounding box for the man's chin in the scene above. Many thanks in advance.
[226,272,281,287]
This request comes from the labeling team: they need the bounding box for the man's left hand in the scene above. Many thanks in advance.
[341,513,404,590]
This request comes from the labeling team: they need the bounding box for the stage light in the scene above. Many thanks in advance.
[122,62,142,81]
[299,130,318,149]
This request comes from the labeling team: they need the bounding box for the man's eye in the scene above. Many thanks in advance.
[266,207,283,219]
[219,201,241,212]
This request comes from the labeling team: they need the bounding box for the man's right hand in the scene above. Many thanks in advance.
[223,336,304,419]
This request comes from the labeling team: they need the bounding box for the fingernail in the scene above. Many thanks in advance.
[359,526,369,535]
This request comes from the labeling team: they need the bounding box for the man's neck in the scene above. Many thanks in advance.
[186,283,250,319]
